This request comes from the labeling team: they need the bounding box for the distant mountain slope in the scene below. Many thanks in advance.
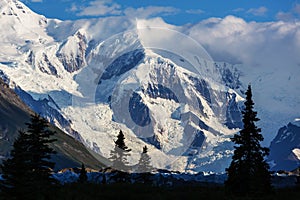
[0,0,244,172]
[268,120,300,171]
[0,0,299,173]
[0,78,109,170]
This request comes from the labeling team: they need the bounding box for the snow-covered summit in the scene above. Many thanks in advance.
[0,0,50,43]
[291,118,300,127]
[0,1,298,172]
[0,5,242,172]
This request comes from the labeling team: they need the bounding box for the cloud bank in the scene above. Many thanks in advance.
[276,3,300,21]
[124,6,179,19]
[247,6,268,16]
[185,15,300,142]
[77,0,121,16]
[71,0,178,18]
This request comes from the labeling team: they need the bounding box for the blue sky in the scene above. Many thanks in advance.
[21,0,300,24]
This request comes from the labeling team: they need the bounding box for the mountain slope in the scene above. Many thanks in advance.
[0,0,249,173]
[0,78,108,170]
[268,120,300,171]
[0,0,299,172]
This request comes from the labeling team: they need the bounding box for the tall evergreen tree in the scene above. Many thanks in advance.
[225,85,271,195]
[0,131,33,199]
[137,146,152,173]
[136,146,152,184]
[0,114,57,199]
[25,114,57,188]
[78,163,88,184]
[109,130,131,172]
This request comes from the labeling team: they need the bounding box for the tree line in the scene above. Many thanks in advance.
[0,115,57,199]
[0,85,274,198]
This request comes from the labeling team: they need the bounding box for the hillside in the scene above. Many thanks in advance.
[0,0,299,172]
[0,78,109,170]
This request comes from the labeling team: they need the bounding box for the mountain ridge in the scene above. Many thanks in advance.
[0,78,109,170]
[0,0,298,172]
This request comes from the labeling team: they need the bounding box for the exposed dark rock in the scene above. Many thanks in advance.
[191,130,205,148]
[142,135,161,150]
[144,83,179,102]
[215,62,242,90]
[57,31,87,73]
[99,49,145,82]
[129,92,151,127]
[225,92,243,129]
[188,76,211,103]
[268,122,300,171]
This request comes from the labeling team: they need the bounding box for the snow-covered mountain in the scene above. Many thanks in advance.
[0,0,299,172]
[268,119,300,171]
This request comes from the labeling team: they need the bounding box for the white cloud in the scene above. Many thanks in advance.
[188,15,300,64]
[232,8,245,13]
[276,11,294,21]
[77,0,122,16]
[72,1,178,19]
[247,6,268,16]
[137,18,177,30]
[186,9,205,15]
[187,15,300,142]
[294,4,300,15]
[124,6,179,19]
[68,3,78,12]
[276,4,300,21]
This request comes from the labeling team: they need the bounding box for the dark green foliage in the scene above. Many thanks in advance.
[78,163,88,183]
[0,131,33,199]
[137,146,152,173]
[225,85,271,195]
[25,114,57,184]
[109,130,131,172]
[114,130,131,151]
[0,114,57,199]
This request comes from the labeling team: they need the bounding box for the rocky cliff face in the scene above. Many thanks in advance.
[268,121,300,171]
[1,0,298,173]
[57,31,88,73]
[0,0,245,172]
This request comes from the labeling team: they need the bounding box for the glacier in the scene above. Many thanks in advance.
[0,0,299,173]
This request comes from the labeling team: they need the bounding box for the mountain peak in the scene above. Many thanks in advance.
[0,0,47,25]
[0,0,51,60]
[0,0,30,16]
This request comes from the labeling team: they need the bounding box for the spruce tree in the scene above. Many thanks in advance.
[136,146,152,184]
[0,114,57,199]
[110,130,131,172]
[78,163,88,183]
[0,131,33,199]
[225,85,271,195]
[25,114,57,187]
[137,146,152,173]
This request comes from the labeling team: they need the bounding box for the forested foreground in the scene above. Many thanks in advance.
[1,183,297,200]
[1,83,299,199]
